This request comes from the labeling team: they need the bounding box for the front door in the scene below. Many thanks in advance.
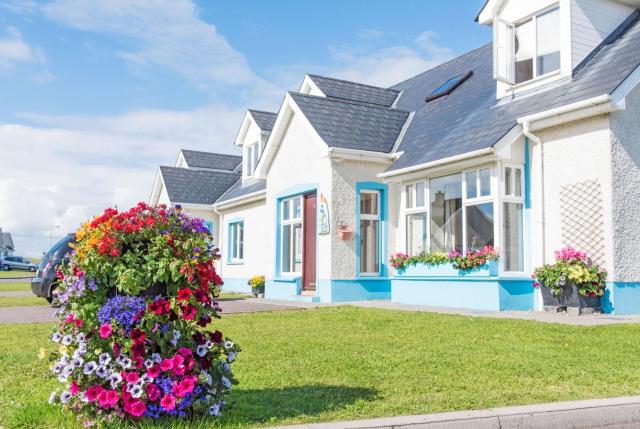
[302,193,317,290]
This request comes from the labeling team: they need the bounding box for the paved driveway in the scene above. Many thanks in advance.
[0,298,306,324]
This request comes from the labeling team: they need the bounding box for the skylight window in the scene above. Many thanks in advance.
[425,71,473,102]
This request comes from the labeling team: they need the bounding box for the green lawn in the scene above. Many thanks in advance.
[0,295,48,307]
[218,292,252,300]
[2,307,640,429]
[0,271,34,279]
[0,281,31,292]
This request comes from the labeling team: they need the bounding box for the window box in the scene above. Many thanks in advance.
[539,282,601,314]
[395,260,498,278]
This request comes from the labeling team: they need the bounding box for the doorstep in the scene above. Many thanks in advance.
[264,396,640,429]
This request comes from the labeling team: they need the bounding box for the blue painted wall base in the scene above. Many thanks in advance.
[602,282,640,314]
[391,276,534,311]
[318,278,391,302]
[265,277,301,300]
[221,277,251,294]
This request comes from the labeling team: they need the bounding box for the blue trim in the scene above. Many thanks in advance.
[603,282,640,314]
[265,277,302,299]
[523,137,532,274]
[355,182,388,278]
[318,278,391,302]
[221,277,251,294]
[227,218,244,264]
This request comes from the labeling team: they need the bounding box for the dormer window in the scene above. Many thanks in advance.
[494,5,560,86]
[245,142,260,177]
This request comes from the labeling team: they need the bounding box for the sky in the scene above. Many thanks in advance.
[0,0,491,257]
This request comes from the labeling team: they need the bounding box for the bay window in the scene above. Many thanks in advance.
[463,167,494,251]
[281,196,303,274]
[430,174,463,253]
[360,190,380,275]
[502,165,525,272]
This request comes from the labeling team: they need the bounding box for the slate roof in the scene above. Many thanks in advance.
[387,10,640,172]
[0,230,14,250]
[159,166,240,205]
[180,150,241,171]
[289,92,410,153]
[248,109,277,131]
[215,178,266,204]
[308,74,400,107]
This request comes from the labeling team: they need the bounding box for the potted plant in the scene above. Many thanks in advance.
[337,222,354,240]
[533,246,606,313]
[248,275,265,298]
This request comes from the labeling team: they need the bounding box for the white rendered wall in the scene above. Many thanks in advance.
[264,111,333,280]
[218,199,268,280]
[531,114,614,274]
[610,84,640,282]
[570,0,634,68]
[330,159,391,279]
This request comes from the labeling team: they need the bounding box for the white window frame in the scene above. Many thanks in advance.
[245,141,261,177]
[281,195,303,275]
[512,4,561,85]
[462,166,495,252]
[501,163,526,274]
[229,222,244,263]
[359,189,381,276]
[403,180,429,255]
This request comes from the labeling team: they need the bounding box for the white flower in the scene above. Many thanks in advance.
[77,342,87,353]
[61,335,73,346]
[108,373,122,388]
[59,353,69,364]
[72,349,84,360]
[76,333,86,343]
[70,357,83,368]
[224,340,234,350]
[95,365,108,378]
[143,359,154,369]
[57,374,68,383]
[221,376,231,389]
[48,391,57,404]
[196,345,208,357]
[121,358,132,369]
[83,361,97,375]
[98,352,111,366]
[173,330,181,341]
[205,340,213,349]
[61,365,74,377]
[51,333,62,343]
[51,363,62,374]
[151,353,162,363]
[129,385,143,399]
[141,373,153,384]
[80,392,89,403]
[60,391,72,404]
[227,352,237,363]
[209,402,222,416]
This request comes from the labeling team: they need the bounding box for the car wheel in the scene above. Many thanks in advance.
[1,264,9,271]
[29,266,36,272]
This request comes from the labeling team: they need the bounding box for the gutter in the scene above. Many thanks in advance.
[213,190,266,211]
[378,147,495,179]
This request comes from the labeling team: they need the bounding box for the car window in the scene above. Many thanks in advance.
[47,235,73,255]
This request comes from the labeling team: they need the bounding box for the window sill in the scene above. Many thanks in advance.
[227,261,244,266]
[505,70,562,96]
[273,276,301,283]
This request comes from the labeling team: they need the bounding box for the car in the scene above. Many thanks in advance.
[31,233,75,303]
[1,255,37,272]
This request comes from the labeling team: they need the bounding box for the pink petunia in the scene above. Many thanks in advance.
[129,400,147,417]
[98,389,119,409]
[99,323,112,339]
[147,365,161,378]
[145,383,161,401]
[124,372,139,383]
[70,380,79,395]
[160,394,176,411]
[159,358,174,372]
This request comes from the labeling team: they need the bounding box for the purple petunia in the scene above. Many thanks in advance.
[97,295,146,333]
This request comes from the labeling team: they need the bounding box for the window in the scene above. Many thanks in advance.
[430,174,463,253]
[229,222,244,263]
[405,181,428,254]
[514,6,560,84]
[503,165,525,272]
[245,142,260,176]
[464,167,494,251]
[281,196,303,274]
[360,190,380,275]
[425,71,473,102]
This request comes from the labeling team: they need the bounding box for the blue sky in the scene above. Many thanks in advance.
[0,0,490,256]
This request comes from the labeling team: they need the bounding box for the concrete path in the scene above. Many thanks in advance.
[0,290,32,297]
[267,396,640,429]
[0,277,32,283]
[346,300,640,326]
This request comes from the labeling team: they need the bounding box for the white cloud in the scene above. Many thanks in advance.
[0,105,243,256]
[42,0,281,100]
[0,26,44,72]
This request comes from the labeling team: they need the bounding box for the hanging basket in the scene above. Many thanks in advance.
[337,226,354,240]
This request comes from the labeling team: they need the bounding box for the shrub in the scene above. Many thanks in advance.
[47,203,239,423]
[248,275,265,288]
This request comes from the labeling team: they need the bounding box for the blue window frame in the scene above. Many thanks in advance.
[356,182,388,277]
[227,221,244,264]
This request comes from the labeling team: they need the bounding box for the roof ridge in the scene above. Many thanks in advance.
[391,43,492,88]
[180,149,242,158]
[289,91,410,113]
[160,165,242,175]
[247,108,277,115]
[307,73,400,93]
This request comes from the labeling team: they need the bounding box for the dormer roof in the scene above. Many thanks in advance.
[179,149,242,171]
[247,109,277,132]
[307,74,400,107]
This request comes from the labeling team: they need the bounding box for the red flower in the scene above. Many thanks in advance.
[194,288,209,303]
[109,247,120,257]
[177,288,192,301]
[181,303,197,320]
[210,330,223,344]
[197,315,211,327]
[129,328,145,342]
[146,383,161,401]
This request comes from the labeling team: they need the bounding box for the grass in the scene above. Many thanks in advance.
[0,295,48,307]
[0,271,34,279]
[2,306,640,429]
[218,292,252,300]
[0,281,31,292]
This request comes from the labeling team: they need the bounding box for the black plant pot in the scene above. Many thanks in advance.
[251,285,264,297]
[541,282,601,313]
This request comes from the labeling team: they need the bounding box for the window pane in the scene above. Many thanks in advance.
[407,213,428,255]
[415,182,425,207]
[515,19,534,83]
[465,203,494,251]
[479,168,491,196]
[282,200,290,221]
[252,143,259,171]
[503,202,524,271]
[465,171,477,199]
[360,192,379,216]
[231,224,238,259]
[430,174,463,253]
[293,224,302,272]
[514,168,522,197]
[238,223,244,260]
[536,8,560,75]
[293,197,301,220]
[360,219,379,273]
[282,224,291,272]
[405,184,414,209]
[504,167,512,195]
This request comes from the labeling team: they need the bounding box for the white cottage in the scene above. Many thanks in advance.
[152,0,640,314]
